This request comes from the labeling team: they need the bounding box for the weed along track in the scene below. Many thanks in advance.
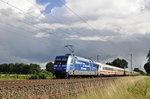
[0,77,116,99]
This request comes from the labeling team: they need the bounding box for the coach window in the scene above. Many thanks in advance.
[104,67,112,70]
[103,67,106,70]
[105,67,108,70]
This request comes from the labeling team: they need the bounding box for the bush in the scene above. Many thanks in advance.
[28,70,55,79]
[29,74,39,79]
[38,72,47,79]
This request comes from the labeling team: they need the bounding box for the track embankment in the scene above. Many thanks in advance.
[0,77,117,99]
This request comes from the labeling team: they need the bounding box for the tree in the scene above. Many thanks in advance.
[144,62,150,74]
[0,63,41,74]
[29,63,41,74]
[134,68,145,75]
[147,48,150,62]
[46,62,54,72]
[134,68,140,72]
[106,58,128,68]
[0,64,8,73]
[144,48,150,74]
[11,63,31,74]
[8,63,15,73]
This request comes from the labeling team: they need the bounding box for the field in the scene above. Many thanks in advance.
[0,74,30,80]
[67,76,150,99]
[0,76,149,99]
[0,71,55,80]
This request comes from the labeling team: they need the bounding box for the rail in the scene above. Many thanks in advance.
[0,77,117,98]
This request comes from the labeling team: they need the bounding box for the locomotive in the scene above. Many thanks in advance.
[53,55,137,78]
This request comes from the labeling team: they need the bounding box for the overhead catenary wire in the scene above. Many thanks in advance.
[0,0,77,55]
[60,0,100,34]
[0,20,42,38]
[30,0,101,35]
[24,0,98,49]
[0,0,50,35]
[0,0,72,37]
[0,0,100,48]
[25,0,100,37]
[1,0,100,37]
[25,0,83,35]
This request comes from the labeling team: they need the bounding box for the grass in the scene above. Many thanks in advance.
[0,74,31,80]
[0,71,55,80]
[29,71,55,79]
[67,76,150,99]
[0,75,149,99]
[127,77,150,98]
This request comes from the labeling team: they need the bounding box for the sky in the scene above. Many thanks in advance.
[0,0,149,70]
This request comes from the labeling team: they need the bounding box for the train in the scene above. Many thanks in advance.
[53,55,138,78]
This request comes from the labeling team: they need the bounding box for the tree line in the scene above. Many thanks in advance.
[1,48,149,75]
[0,63,41,74]
[106,58,128,68]
[107,48,150,75]
[144,48,150,75]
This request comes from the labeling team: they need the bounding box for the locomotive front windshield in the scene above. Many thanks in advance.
[54,56,68,65]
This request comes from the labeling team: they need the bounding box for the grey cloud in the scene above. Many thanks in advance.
[144,0,150,11]
[0,0,149,71]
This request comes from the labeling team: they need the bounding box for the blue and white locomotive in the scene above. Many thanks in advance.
[53,55,138,78]
[53,55,98,78]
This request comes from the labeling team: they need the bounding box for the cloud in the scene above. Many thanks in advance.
[49,0,150,36]
[34,32,50,38]
[0,0,46,19]
[0,0,149,70]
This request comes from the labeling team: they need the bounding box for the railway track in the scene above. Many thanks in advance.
[0,77,117,99]
[0,77,115,86]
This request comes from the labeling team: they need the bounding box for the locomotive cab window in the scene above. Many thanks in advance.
[54,56,68,65]
[61,57,68,65]
[54,58,62,65]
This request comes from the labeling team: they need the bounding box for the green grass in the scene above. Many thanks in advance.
[0,71,55,80]
[67,76,150,99]
[28,71,55,79]
[127,77,150,98]
[0,74,31,80]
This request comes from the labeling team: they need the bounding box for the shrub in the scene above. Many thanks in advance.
[38,72,47,79]
[28,70,55,79]
[29,74,39,79]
